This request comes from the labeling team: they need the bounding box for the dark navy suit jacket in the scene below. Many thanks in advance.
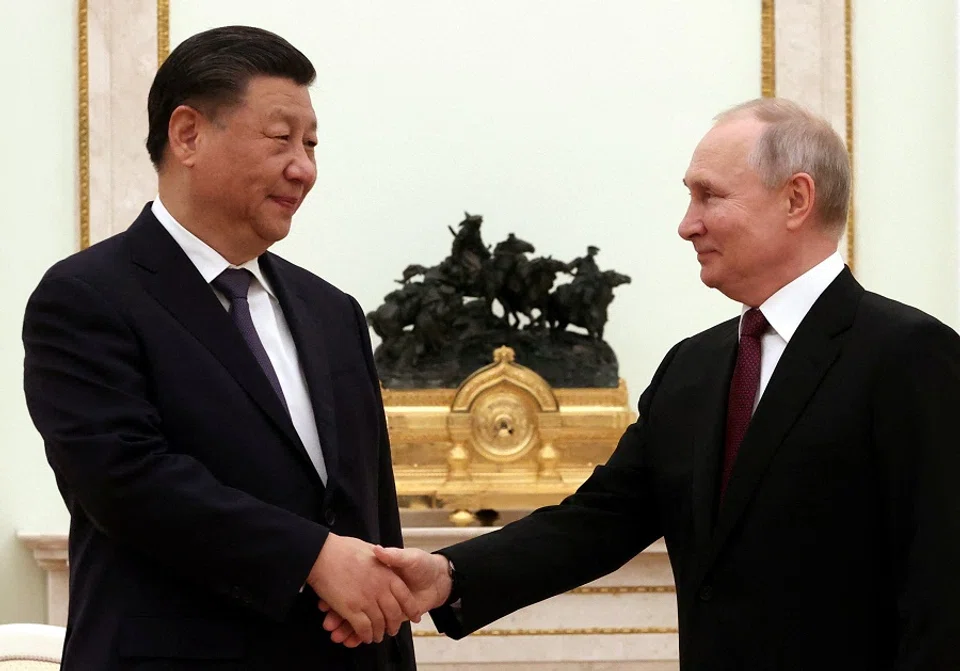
[23,205,414,670]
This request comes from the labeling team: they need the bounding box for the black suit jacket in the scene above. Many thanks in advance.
[22,205,415,670]
[431,268,960,670]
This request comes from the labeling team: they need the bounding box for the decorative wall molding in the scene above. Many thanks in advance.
[157,0,170,67]
[79,0,167,248]
[769,0,855,268]
[762,0,776,98]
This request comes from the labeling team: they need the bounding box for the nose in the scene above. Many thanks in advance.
[678,202,703,241]
[285,145,317,186]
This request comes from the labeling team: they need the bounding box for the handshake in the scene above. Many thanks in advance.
[305,533,452,647]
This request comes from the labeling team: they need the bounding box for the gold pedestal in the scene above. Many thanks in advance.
[384,346,636,513]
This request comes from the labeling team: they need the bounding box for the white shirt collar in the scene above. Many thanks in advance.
[151,197,275,297]
[743,252,845,343]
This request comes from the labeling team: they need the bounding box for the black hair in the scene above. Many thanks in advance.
[146,25,316,169]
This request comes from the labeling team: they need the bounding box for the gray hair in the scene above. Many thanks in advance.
[716,98,850,233]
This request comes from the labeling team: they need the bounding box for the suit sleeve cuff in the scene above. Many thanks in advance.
[429,603,467,639]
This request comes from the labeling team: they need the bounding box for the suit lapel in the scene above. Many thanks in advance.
[701,268,863,575]
[690,321,739,559]
[259,253,340,496]
[124,208,316,478]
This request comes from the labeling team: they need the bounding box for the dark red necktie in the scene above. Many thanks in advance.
[720,308,769,498]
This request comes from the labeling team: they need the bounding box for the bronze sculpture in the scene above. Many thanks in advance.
[367,213,631,388]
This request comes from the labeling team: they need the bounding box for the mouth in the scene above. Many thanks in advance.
[269,196,300,212]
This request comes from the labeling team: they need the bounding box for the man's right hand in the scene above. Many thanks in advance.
[305,534,422,644]
[320,545,452,646]
[373,545,452,610]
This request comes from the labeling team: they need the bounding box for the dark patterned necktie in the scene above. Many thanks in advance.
[720,308,769,498]
[212,268,288,411]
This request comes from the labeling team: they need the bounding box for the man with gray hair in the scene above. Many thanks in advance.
[324,98,960,669]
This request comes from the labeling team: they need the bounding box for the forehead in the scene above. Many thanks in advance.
[684,118,763,186]
[237,76,317,127]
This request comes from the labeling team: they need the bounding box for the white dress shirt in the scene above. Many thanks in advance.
[152,198,328,484]
[744,252,845,411]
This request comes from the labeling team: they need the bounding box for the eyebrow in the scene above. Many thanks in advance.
[266,108,318,132]
[683,176,717,191]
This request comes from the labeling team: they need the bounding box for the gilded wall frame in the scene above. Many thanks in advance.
[762,0,855,268]
[77,0,170,250]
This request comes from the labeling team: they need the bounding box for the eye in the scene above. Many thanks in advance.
[274,135,290,142]
[305,139,318,149]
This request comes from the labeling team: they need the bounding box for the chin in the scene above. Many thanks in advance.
[699,266,721,290]
[256,219,293,243]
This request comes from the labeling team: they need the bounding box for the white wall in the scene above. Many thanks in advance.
[854,2,958,327]
[0,2,76,622]
[1,0,957,623]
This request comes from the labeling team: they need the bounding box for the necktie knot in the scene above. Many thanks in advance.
[740,308,769,340]
[212,268,252,301]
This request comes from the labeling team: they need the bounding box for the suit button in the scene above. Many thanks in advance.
[324,509,336,526]
[699,585,714,602]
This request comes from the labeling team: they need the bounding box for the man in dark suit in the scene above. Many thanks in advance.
[325,98,960,669]
[23,26,419,670]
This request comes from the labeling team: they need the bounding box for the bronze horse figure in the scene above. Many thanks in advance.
[547,270,631,339]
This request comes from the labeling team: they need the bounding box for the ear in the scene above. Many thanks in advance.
[784,172,816,230]
[166,105,205,168]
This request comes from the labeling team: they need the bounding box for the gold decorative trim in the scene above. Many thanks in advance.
[844,0,855,271]
[451,348,558,413]
[413,627,678,637]
[761,0,776,97]
[383,387,457,407]
[78,0,90,250]
[157,0,170,66]
[569,585,675,595]
[78,1,169,249]
[760,0,856,268]
[385,384,631,411]
[554,379,630,408]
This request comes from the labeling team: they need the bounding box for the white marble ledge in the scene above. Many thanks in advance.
[416,633,679,665]
[405,526,668,555]
[17,529,668,563]
[17,533,68,571]
[18,533,70,626]
[422,664,678,671]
